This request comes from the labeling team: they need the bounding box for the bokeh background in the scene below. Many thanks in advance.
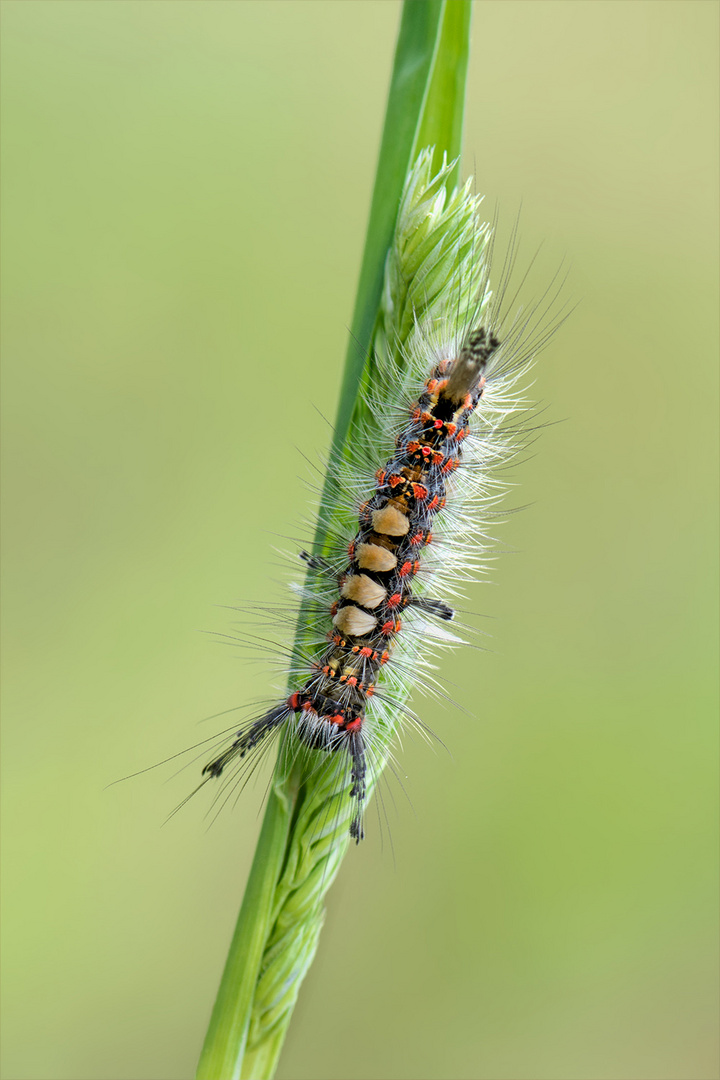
[2,3,718,1079]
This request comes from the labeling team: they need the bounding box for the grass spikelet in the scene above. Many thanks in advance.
[197,148,499,1080]
[238,152,494,1079]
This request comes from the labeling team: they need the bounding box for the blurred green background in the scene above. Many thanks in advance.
[1,2,718,1079]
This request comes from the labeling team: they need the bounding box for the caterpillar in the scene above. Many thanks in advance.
[189,152,559,843]
[204,326,500,841]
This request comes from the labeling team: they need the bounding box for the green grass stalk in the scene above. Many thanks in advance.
[196,4,473,1078]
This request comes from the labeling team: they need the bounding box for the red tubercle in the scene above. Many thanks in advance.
[427,495,440,512]
[388,474,402,489]
[359,646,374,658]
[288,693,301,711]
[345,717,362,732]
[409,531,424,546]
[348,541,355,560]
[330,601,338,617]
[380,650,390,664]
[387,593,403,608]
[381,620,395,635]
[398,561,414,577]
[412,483,428,501]
[376,469,386,485]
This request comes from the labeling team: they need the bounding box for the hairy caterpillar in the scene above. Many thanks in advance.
[184,152,560,843]
[205,327,499,841]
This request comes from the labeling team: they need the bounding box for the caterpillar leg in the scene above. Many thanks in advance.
[299,551,333,572]
[407,596,455,621]
[202,702,291,778]
[348,731,367,843]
